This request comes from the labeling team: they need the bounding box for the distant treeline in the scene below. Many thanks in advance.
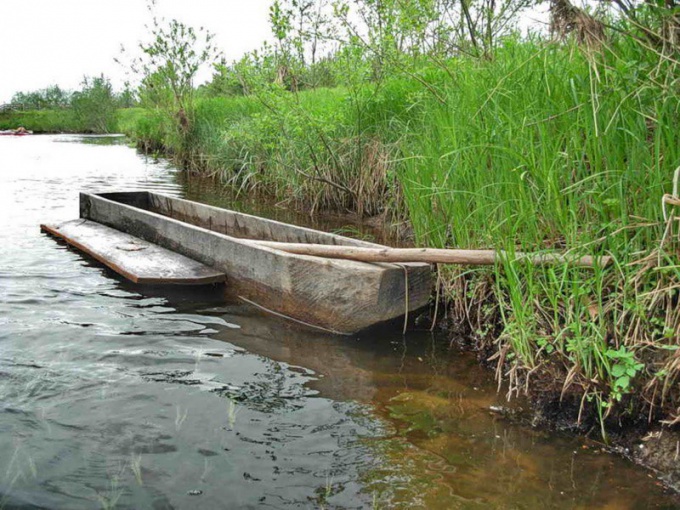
[4,76,136,133]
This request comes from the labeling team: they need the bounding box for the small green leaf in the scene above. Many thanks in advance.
[615,375,630,389]
[611,365,626,377]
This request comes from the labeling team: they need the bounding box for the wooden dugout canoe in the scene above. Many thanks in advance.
[42,191,432,335]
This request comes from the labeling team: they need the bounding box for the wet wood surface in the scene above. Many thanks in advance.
[41,219,226,285]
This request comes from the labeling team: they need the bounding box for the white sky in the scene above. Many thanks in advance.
[0,0,556,104]
[0,0,274,103]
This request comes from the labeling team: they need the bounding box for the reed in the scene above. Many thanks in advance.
[125,33,680,434]
[398,36,680,432]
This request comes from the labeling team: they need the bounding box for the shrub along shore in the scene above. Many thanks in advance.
[5,35,680,451]
[0,108,143,134]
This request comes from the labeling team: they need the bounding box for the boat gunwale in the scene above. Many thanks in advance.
[145,192,399,251]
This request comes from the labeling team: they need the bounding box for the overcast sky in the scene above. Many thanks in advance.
[0,1,555,104]
[0,0,273,103]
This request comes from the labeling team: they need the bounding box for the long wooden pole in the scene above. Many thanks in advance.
[250,241,611,268]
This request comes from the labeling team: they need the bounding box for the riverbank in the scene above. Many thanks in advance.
[7,133,677,507]
[7,36,680,454]
[124,37,680,443]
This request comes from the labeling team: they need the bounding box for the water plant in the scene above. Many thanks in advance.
[227,397,238,429]
[175,405,188,432]
[96,476,123,510]
[130,454,143,486]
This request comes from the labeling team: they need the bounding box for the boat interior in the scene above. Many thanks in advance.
[94,191,376,248]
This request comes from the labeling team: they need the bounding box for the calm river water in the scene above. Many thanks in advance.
[0,135,678,509]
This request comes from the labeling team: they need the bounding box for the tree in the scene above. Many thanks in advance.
[71,75,118,133]
[269,0,337,89]
[11,85,71,110]
[597,0,680,51]
[124,12,219,132]
[116,84,138,108]
[333,0,534,63]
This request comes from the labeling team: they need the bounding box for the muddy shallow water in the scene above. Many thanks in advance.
[0,134,678,509]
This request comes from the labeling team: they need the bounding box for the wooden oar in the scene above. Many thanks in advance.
[250,241,611,268]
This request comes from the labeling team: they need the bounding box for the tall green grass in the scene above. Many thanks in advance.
[398,38,680,431]
[127,35,680,433]
[135,84,423,215]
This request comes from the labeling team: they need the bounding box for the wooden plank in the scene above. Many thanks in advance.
[40,219,226,285]
[250,241,611,268]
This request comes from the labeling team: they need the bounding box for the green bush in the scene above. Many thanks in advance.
[0,109,81,133]
[71,75,118,133]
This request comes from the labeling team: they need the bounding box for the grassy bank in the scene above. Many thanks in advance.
[0,109,82,133]
[133,37,680,436]
[26,36,680,436]
[121,83,419,216]
[399,39,680,435]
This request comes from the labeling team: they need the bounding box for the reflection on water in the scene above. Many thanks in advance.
[0,135,677,509]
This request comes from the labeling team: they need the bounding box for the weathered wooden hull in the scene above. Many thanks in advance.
[77,191,432,334]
